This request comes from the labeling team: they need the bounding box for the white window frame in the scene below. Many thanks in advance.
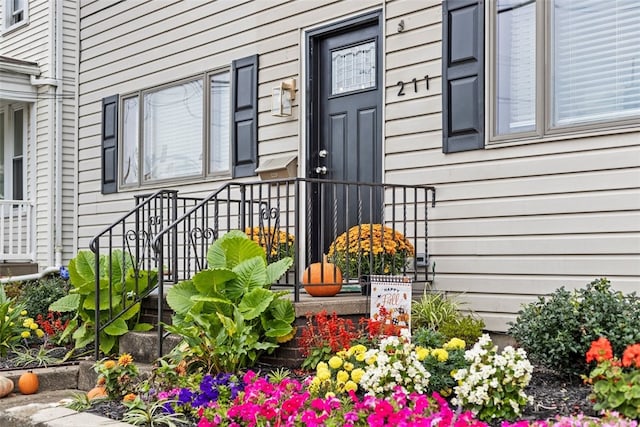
[2,0,29,33]
[488,0,640,144]
[0,105,26,200]
[119,70,232,189]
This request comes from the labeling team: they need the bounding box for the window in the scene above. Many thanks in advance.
[120,72,231,187]
[0,107,25,200]
[492,0,640,139]
[3,0,28,30]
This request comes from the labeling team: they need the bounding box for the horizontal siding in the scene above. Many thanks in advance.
[76,0,640,335]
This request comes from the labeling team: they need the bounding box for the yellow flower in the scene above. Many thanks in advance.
[316,362,328,371]
[444,338,466,350]
[351,368,365,383]
[355,353,366,362]
[30,323,38,330]
[344,380,358,392]
[432,348,449,362]
[325,392,335,398]
[20,310,27,316]
[328,356,343,369]
[35,329,45,338]
[21,331,31,339]
[317,369,331,381]
[336,370,349,383]
[118,353,134,367]
[366,355,377,365]
[416,346,430,361]
[440,388,452,397]
[103,360,116,369]
[343,362,354,372]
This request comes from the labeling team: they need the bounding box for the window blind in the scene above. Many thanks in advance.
[552,0,640,126]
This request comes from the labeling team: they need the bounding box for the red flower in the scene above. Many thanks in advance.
[586,337,613,363]
[622,343,640,368]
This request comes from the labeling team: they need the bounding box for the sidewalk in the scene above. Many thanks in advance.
[0,365,130,427]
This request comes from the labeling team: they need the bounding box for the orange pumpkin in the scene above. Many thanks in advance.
[302,260,343,297]
[87,386,108,400]
[0,376,14,398]
[18,371,39,395]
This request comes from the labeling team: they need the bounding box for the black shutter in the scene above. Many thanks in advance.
[101,95,118,194]
[231,54,258,178]
[442,0,484,153]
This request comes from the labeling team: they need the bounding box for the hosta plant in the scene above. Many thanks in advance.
[165,230,295,374]
[452,334,533,422]
[49,249,155,355]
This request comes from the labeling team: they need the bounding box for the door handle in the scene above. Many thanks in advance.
[315,166,327,175]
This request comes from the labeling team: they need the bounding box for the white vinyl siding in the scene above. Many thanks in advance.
[76,0,640,332]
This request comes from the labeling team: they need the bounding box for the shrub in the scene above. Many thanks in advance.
[18,276,68,320]
[440,315,484,348]
[508,278,640,377]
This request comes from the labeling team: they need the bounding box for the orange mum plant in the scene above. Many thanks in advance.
[245,226,295,263]
[328,224,414,279]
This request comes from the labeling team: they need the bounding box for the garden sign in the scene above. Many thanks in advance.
[369,274,412,336]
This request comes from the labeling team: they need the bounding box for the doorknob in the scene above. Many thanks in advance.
[315,166,327,175]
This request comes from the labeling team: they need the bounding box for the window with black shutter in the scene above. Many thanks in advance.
[231,55,258,178]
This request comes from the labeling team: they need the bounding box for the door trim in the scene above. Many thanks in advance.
[304,9,383,180]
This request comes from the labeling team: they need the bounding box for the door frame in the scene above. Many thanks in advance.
[304,9,384,180]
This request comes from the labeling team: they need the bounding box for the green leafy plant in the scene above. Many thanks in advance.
[165,230,296,374]
[418,336,468,398]
[49,249,155,355]
[508,278,640,377]
[65,391,93,411]
[94,353,139,399]
[10,345,62,368]
[123,396,189,427]
[452,334,533,422]
[0,286,45,356]
[583,336,640,419]
[439,315,484,348]
[18,276,69,320]
[411,290,462,331]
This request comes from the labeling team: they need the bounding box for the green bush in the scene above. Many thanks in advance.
[18,276,69,320]
[440,315,484,348]
[508,278,640,377]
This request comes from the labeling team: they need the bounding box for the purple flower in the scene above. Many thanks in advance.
[177,388,194,406]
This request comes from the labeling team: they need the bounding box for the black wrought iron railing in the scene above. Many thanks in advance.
[90,179,436,358]
[88,189,202,359]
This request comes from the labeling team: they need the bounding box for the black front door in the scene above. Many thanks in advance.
[307,11,383,260]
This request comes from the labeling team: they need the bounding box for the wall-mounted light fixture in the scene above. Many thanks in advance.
[271,78,296,117]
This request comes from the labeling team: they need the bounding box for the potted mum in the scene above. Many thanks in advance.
[245,226,295,263]
[327,223,414,294]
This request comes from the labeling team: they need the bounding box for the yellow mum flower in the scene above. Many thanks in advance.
[21,331,31,339]
[103,360,116,369]
[444,338,466,350]
[328,356,343,369]
[317,369,331,381]
[350,344,367,354]
[344,380,358,392]
[416,346,430,361]
[20,310,27,316]
[351,368,365,383]
[432,348,449,362]
[35,329,45,338]
[118,353,134,367]
[336,370,349,383]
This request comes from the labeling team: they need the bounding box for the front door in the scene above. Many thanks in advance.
[306,11,383,260]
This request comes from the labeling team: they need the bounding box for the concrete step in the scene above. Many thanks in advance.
[118,331,182,365]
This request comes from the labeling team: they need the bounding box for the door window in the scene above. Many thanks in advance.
[331,41,376,95]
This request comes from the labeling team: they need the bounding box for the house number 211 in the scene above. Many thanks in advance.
[397,75,430,96]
